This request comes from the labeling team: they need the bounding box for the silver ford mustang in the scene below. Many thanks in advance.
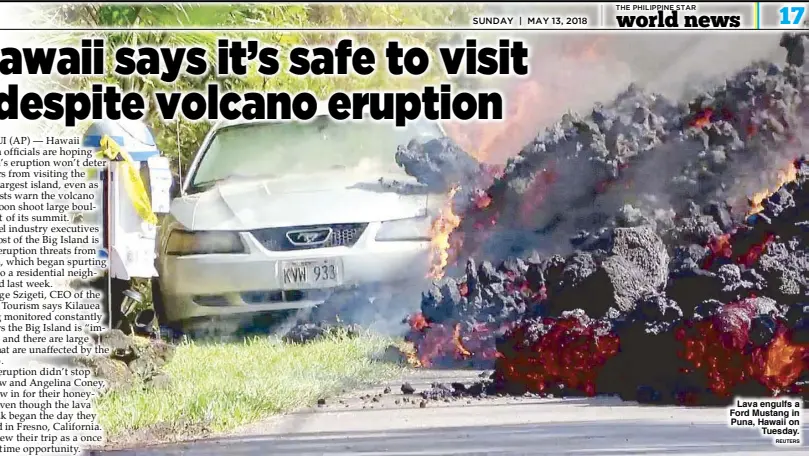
[152,111,446,330]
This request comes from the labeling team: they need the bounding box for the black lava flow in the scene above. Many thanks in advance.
[281,39,809,406]
[392,46,809,405]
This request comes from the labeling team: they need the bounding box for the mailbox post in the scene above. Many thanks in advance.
[82,119,173,331]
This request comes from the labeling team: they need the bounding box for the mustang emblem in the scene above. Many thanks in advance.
[286,228,332,246]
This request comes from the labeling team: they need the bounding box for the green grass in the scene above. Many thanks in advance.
[94,331,402,439]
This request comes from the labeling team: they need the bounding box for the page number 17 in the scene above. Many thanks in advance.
[780,5,806,25]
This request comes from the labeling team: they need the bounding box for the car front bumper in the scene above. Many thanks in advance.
[157,230,431,323]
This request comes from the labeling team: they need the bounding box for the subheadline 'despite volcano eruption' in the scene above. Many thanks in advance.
[395,34,809,406]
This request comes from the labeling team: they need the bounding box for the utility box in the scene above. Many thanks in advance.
[82,120,172,281]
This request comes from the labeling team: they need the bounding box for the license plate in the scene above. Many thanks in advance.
[279,259,342,289]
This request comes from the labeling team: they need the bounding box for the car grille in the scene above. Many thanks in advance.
[250,223,368,251]
[241,288,332,304]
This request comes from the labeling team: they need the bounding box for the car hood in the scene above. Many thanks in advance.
[170,171,437,230]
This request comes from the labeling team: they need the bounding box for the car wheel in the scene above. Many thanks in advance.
[150,278,183,337]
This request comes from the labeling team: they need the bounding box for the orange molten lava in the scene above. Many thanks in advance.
[407,317,474,368]
[748,161,799,215]
[408,312,429,331]
[678,300,809,398]
[760,331,808,391]
[496,317,620,396]
[428,186,462,279]
[737,233,776,268]
[691,108,714,129]
[474,191,492,209]
[677,319,749,397]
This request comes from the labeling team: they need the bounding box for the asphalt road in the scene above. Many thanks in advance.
[97,370,809,456]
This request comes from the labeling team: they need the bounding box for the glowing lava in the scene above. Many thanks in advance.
[759,331,808,392]
[677,299,809,399]
[495,316,620,396]
[702,231,776,270]
[690,108,714,129]
[405,40,809,405]
[677,318,751,398]
[405,314,474,368]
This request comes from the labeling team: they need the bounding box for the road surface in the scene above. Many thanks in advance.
[96,369,808,455]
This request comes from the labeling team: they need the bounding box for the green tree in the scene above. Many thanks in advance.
[54,3,479,176]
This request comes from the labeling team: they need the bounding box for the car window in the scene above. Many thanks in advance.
[190,116,443,189]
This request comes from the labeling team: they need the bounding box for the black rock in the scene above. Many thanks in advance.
[401,382,416,395]
[749,315,778,347]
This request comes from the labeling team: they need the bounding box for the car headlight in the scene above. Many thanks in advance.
[165,230,246,256]
[375,216,432,242]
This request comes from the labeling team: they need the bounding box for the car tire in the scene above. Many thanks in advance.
[150,278,182,335]
[149,281,200,339]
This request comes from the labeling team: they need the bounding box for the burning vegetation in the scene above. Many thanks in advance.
[397,37,809,406]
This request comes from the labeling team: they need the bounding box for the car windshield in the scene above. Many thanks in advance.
[189,116,444,191]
